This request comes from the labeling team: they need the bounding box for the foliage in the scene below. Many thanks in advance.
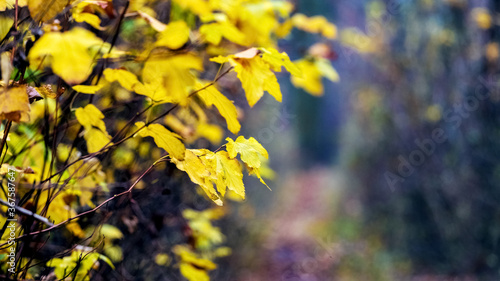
[0,0,337,280]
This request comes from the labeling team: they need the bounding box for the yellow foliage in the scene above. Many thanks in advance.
[291,58,339,96]
[28,27,106,84]
[155,20,190,49]
[183,208,225,249]
[141,53,203,104]
[197,81,241,134]
[292,13,337,39]
[28,0,71,22]
[173,245,216,281]
[103,68,140,91]
[0,0,27,11]
[225,136,268,169]
[212,48,282,107]
[0,86,30,122]
[75,104,112,153]
[134,121,186,161]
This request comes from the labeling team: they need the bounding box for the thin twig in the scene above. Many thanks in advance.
[0,159,161,246]
[0,198,54,227]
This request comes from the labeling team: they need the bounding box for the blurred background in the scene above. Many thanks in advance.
[213,0,500,280]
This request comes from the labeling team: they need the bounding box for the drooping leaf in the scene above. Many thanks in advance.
[197,82,240,134]
[134,121,185,161]
[171,149,222,205]
[213,151,245,198]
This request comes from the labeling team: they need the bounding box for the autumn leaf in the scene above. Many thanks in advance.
[0,0,27,11]
[0,86,30,122]
[134,121,186,161]
[225,136,268,169]
[142,53,203,105]
[260,47,301,76]
[171,150,222,205]
[200,20,246,46]
[103,68,140,91]
[291,58,339,96]
[213,151,245,198]
[72,1,106,30]
[291,13,337,39]
[171,0,211,16]
[72,84,105,94]
[28,27,106,85]
[173,245,216,281]
[211,48,282,107]
[28,0,71,22]
[75,104,112,153]
[197,81,241,134]
[155,20,190,49]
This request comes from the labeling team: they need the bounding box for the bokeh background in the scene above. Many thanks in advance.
[214,0,500,280]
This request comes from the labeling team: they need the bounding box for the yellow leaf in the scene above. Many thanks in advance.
[99,224,124,240]
[225,136,268,169]
[0,0,27,11]
[247,165,271,190]
[134,121,185,161]
[0,86,30,122]
[260,47,301,77]
[171,150,222,205]
[315,58,339,82]
[155,20,190,49]
[75,104,112,153]
[211,48,282,107]
[103,68,140,91]
[200,21,246,46]
[142,53,203,105]
[28,0,71,22]
[75,104,106,132]
[172,0,211,16]
[72,84,105,94]
[28,27,106,84]
[214,151,245,199]
[72,1,103,30]
[197,82,240,134]
[291,13,337,39]
[197,123,223,144]
[36,85,57,98]
[179,262,210,281]
[173,245,217,270]
[290,58,338,96]
[83,128,112,153]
